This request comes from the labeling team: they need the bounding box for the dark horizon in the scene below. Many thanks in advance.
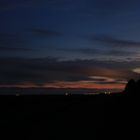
[0,86,122,95]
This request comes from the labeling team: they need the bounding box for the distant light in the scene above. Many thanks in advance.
[16,94,20,96]
[65,93,68,96]
[104,91,111,95]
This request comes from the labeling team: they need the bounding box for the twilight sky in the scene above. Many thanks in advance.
[0,0,140,92]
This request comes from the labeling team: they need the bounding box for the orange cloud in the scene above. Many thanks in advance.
[0,81,125,91]
[42,81,125,89]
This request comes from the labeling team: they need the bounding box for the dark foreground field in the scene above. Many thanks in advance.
[0,93,139,139]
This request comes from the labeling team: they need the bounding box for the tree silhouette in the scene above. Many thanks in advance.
[124,79,136,93]
[124,79,140,94]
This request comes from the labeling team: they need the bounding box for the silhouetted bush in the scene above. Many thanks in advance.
[124,79,140,94]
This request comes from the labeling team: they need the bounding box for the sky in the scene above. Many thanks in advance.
[0,0,140,93]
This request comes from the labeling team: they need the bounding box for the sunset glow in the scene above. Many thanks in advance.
[0,0,140,94]
[0,81,125,90]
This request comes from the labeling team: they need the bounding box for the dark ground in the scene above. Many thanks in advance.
[0,93,139,139]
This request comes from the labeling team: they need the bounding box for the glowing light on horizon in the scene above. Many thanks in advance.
[0,80,125,91]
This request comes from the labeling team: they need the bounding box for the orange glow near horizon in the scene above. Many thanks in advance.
[0,80,125,90]
[42,81,125,89]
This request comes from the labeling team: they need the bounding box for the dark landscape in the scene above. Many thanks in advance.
[1,0,140,139]
[0,80,139,139]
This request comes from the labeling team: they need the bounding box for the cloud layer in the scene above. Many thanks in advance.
[90,35,140,48]
[0,57,139,90]
[0,33,31,52]
[30,29,63,38]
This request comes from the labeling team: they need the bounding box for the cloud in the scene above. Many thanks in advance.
[0,33,31,52]
[90,76,116,84]
[90,35,140,48]
[0,0,74,11]
[58,48,98,55]
[106,49,134,56]
[0,0,48,11]
[57,47,135,57]
[0,0,33,10]
[0,47,32,52]
[0,57,138,87]
[30,29,63,38]
[89,76,127,84]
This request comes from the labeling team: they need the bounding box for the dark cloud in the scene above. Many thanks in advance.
[0,33,30,52]
[0,33,25,45]
[0,47,32,52]
[0,0,139,16]
[77,48,98,54]
[0,0,73,11]
[0,0,48,10]
[0,57,139,85]
[90,35,140,48]
[58,48,98,55]
[57,47,135,57]
[106,49,134,56]
[85,0,140,16]
[0,0,34,10]
[30,29,63,38]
